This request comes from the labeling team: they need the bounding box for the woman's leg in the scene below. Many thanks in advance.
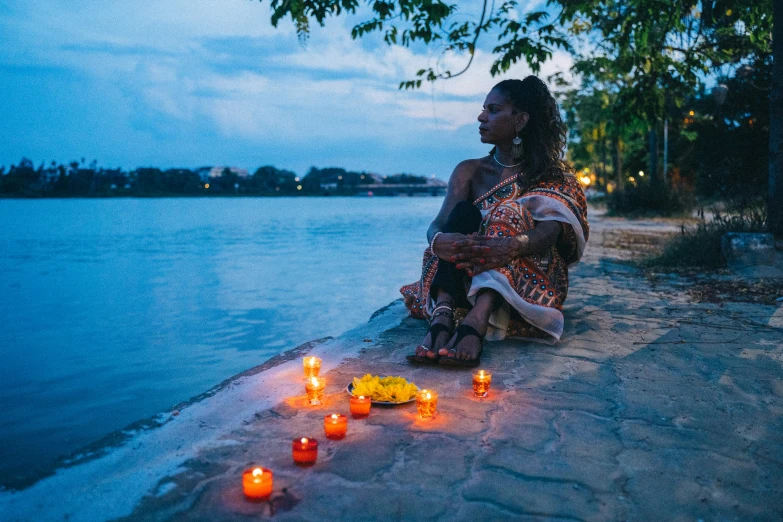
[440,201,537,361]
[414,201,482,359]
[439,288,501,360]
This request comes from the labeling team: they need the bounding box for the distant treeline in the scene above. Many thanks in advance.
[0,159,436,198]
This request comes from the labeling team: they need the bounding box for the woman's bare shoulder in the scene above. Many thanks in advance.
[450,157,489,180]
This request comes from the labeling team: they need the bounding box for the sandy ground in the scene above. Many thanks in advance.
[1,210,781,521]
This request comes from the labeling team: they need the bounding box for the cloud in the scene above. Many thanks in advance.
[0,0,576,176]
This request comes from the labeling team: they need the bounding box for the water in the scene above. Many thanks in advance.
[0,196,441,488]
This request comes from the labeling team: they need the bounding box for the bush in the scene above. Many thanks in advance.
[608,181,695,216]
[648,197,767,269]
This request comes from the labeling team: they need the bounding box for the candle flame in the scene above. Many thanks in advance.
[331,413,339,420]
[425,392,432,400]
[358,395,365,400]
[478,370,485,377]
[252,468,263,477]
[301,437,308,443]
[310,377,318,385]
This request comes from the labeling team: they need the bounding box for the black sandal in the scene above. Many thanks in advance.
[439,324,483,368]
[406,307,454,364]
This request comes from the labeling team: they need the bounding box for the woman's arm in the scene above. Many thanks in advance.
[425,162,478,261]
[452,220,562,275]
[513,221,562,257]
[426,161,473,244]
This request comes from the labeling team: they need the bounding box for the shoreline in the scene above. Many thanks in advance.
[0,300,408,519]
[2,209,781,521]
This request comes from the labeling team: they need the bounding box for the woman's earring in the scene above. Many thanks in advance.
[512,133,524,159]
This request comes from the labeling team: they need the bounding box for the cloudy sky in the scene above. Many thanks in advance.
[0,1,572,179]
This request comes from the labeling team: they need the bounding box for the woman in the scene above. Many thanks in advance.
[401,76,589,367]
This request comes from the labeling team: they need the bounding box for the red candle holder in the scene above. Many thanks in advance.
[349,395,372,418]
[323,413,348,439]
[292,437,318,466]
[242,467,273,501]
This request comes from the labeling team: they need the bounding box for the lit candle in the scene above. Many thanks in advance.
[472,369,493,398]
[416,389,438,419]
[242,467,273,501]
[349,395,372,418]
[323,413,348,439]
[304,376,326,405]
[292,437,318,466]
[302,356,322,379]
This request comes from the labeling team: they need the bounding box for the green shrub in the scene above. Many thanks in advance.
[608,182,695,216]
[648,197,767,269]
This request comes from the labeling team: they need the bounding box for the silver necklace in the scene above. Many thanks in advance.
[493,152,522,169]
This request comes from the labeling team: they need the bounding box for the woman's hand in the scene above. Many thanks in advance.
[452,234,522,276]
[431,232,469,261]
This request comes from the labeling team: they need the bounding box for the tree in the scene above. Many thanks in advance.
[258,0,778,229]
[770,0,782,236]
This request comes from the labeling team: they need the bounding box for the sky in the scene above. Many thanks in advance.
[0,1,572,179]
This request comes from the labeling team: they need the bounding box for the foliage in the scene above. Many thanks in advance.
[383,173,427,184]
[0,159,424,197]
[648,196,767,269]
[608,179,695,216]
[263,0,572,88]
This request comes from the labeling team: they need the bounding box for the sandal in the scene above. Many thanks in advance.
[439,324,483,368]
[406,306,454,364]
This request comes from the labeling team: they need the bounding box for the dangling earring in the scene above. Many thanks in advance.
[512,132,524,160]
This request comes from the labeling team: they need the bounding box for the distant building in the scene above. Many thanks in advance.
[195,166,249,182]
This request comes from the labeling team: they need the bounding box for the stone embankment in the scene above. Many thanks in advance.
[1,211,781,521]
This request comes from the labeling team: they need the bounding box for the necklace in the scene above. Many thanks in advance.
[493,152,522,169]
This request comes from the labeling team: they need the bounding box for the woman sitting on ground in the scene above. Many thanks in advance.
[401,76,589,367]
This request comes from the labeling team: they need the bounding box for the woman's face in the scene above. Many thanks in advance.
[477,89,527,145]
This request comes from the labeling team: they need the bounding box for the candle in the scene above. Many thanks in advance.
[303,356,322,379]
[242,467,273,501]
[323,413,348,439]
[472,369,493,398]
[349,395,372,418]
[304,376,326,405]
[416,389,438,419]
[292,437,318,466]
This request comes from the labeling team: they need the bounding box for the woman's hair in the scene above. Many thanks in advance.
[492,76,572,186]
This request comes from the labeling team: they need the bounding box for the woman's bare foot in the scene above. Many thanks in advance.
[439,288,499,362]
[439,313,485,361]
[414,312,454,360]
[411,292,455,360]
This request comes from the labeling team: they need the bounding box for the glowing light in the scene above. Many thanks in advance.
[294,177,300,182]
[252,468,263,478]
[297,185,302,190]
[338,175,342,180]
[638,171,644,177]
[204,183,210,189]
[580,175,592,186]
[689,110,695,116]
[584,167,590,173]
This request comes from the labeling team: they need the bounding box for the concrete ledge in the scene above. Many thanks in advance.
[722,232,783,278]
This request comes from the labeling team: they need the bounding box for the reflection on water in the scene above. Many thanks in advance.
[0,196,441,487]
